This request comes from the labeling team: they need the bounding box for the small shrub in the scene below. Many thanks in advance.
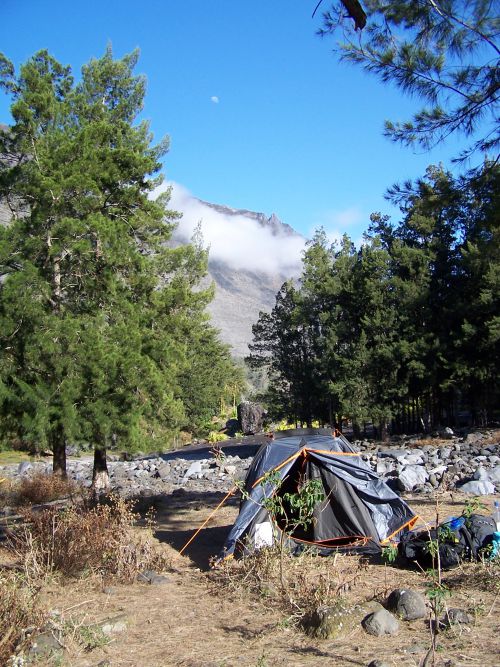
[0,572,46,665]
[381,543,398,564]
[211,546,367,620]
[10,472,80,507]
[71,623,110,652]
[6,494,170,582]
[207,431,229,444]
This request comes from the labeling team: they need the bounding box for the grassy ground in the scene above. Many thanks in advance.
[0,450,35,465]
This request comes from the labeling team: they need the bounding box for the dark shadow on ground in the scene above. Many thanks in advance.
[130,489,239,570]
[289,647,364,665]
[155,524,231,570]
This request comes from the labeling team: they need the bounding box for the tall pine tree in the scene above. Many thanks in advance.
[0,48,237,481]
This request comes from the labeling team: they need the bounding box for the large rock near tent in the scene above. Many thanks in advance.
[237,401,265,435]
[386,588,427,621]
[302,601,381,640]
[362,608,400,636]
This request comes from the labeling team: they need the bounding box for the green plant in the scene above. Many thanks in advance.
[381,543,398,564]
[248,470,324,603]
[462,496,487,521]
[73,623,110,652]
[207,431,229,444]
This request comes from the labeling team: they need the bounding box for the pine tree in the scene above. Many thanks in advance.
[317,1,499,162]
[247,280,327,426]
[0,48,235,480]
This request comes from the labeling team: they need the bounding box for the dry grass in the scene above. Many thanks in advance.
[0,571,46,665]
[5,494,171,582]
[210,544,370,622]
[0,471,80,508]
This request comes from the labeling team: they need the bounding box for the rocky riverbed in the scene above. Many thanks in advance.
[1,428,499,503]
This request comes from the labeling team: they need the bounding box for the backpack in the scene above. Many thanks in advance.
[399,513,496,570]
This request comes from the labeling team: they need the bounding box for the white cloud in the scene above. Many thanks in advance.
[154,182,305,276]
[210,95,219,104]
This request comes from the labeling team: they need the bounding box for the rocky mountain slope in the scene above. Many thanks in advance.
[172,199,304,359]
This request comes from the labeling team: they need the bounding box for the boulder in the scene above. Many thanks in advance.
[137,570,169,585]
[489,466,500,484]
[302,601,381,640]
[386,588,427,621]
[458,479,495,495]
[362,608,400,636]
[397,465,429,491]
[237,401,265,435]
[225,418,240,436]
[184,461,203,478]
[17,461,33,475]
[473,467,489,481]
[98,614,128,635]
[301,602,359,639]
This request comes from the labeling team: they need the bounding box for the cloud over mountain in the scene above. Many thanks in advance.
[159,182,305,276]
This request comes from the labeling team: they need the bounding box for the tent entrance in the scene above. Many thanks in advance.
[271,453,378,548]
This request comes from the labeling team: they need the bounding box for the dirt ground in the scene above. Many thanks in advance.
[9,488,495,667]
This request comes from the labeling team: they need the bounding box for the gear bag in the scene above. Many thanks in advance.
[399,513,496,570]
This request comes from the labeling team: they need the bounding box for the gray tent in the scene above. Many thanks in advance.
[221,429,417,559]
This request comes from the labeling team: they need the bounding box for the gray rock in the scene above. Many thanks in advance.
[184,461,203,478]
[376,460,394,475]
[405,453,424,465]
[386,588,427,621]
[398,465,429,491]
[429,474,438,488]
[368,662,391,667]
[378,449,407,460]
[473,467,489,481]
[17,461,33,475]
[439,447,452,460]
[362,608,400,636]
[99,614,128,634]
[441,608,471,627]
[463,433,484,445]
[458,479,495,495]
[137,569,169,585]
[29,630,63,658]
[441,427,454,439]
[488,466,500,483]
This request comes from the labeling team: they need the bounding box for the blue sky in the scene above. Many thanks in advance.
[1,0,466,244]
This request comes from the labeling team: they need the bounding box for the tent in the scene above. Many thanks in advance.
[221,428,417,559]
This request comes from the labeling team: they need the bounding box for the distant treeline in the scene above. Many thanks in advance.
[248,164,499,438]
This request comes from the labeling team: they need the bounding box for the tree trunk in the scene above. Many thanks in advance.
[378,421,389,443]
[92,445,110,492]
[51,426,67,478]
